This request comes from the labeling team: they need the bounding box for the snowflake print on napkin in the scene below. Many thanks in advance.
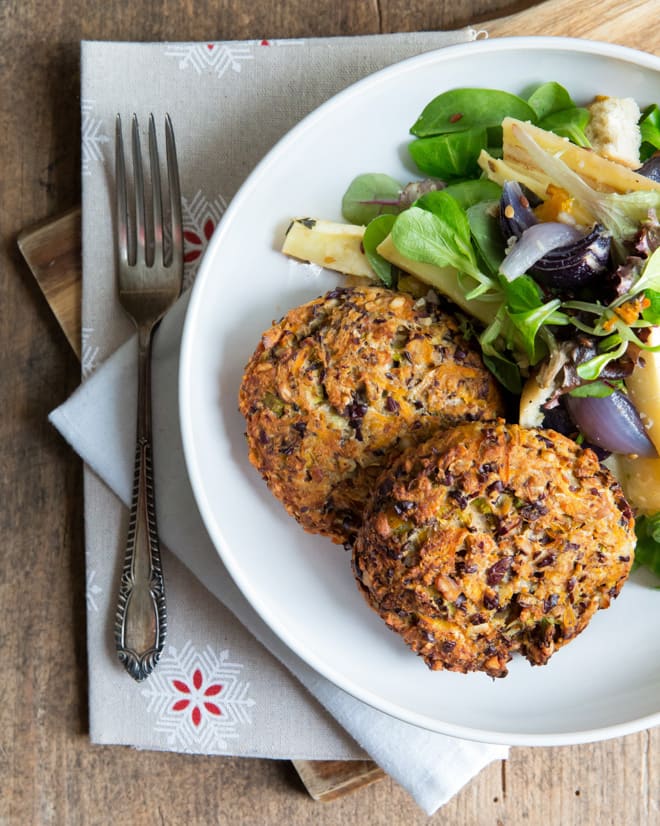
[85,568,102,613]
[164,39,304,79]
[81,326,99,379]
[81,100,110,177]
[141,642,255,751]
[181,189,227,288]
[164,42,255,78]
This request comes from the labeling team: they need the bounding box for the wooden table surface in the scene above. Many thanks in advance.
[2,1,658,823]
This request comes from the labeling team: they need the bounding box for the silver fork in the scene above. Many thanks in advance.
[114,113,183,681]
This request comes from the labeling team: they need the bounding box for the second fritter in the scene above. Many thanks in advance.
[239,285,503,544]
[353,420,635,677]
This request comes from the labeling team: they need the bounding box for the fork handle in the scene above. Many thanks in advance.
[115,326,167,681]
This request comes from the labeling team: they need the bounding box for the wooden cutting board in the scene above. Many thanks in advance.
[18,208,82,359]
[17,0,658,802]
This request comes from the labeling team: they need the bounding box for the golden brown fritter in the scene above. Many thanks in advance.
[352,420,635,677]
[239,285,503,544]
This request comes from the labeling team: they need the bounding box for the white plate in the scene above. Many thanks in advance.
[180,36,660,745]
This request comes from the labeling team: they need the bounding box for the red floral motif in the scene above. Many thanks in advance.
[184,219,215,264]
[171,667,223,726]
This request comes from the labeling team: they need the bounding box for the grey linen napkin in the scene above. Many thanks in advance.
[54,31,510,813]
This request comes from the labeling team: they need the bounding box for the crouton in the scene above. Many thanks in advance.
[585,95,641,169]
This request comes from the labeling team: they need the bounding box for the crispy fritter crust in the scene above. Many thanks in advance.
[239,285,503,543]
[352,420,635,677]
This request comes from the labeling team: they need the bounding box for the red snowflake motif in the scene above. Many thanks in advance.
[171,668,223,727]
[184,219,215,264]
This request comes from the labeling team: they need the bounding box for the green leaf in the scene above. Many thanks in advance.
[525,84,590,145]
[507,301,563,364]
[478,308,522,393]
[627,247,660,296]
[502,276,567,364]
[608,318,660,353]
[634,513,660,580]
[485,145,503,160]
[408,128,487,179]
[391,199,479,277]
[639,104,660,162]
[526,81,575,120]
[410,88,536,138]
[568,381,621,398]
[503,273,543,313]
[362,214,397,287]
[414,189,456,215]
[538,107,591,147]
[575,338,628,381]
[466,200,506,276]
[341,173,403,225]
[441,179,502,209]
[481,352,522,393]
[643,289,660,324]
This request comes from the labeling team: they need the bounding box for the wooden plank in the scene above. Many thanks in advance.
[17,207,82,359]
[487,0,660,48]
[292,760,387,801]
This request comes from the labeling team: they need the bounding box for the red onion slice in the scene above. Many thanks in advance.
[564,390,658,458]
[499,180,539,239]
[638,155,660,183]
[499,222,584,281]
[530,225,611,288]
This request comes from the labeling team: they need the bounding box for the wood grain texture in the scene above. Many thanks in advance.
[17,208,82,359]
[292,760,387,800]
[2,0,658,824]
[487,0,660,43]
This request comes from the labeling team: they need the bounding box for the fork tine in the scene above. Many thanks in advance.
[165,113,183,270]
[115,114,129,266]
[131,114,147,266]
[148,114,163,268]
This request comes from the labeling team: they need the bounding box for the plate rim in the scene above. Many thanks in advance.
[180,35,660,746]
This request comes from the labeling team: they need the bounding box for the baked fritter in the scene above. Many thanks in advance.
[239,285,503,544]
[352,420,635,677]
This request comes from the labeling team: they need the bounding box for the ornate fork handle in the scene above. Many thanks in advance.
[114,113,181,681]
[115,324,167,681]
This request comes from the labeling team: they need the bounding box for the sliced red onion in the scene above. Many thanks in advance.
[530,225,611,288]
[564,390,658,458]
[638,155,660,183]
[499,222,584,281]
[499,181,539,240]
